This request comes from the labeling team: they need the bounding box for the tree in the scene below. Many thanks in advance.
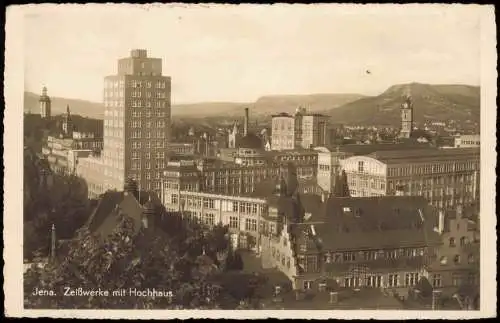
[24,214,253,309]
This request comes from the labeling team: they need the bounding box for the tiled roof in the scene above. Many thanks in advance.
[301,196,442,251]
[368,147,480,163]
[322,142,433,155]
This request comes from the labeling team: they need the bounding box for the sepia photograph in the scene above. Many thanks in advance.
[3,3,497,319]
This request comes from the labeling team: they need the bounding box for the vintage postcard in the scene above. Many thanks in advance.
[3,3,497,319]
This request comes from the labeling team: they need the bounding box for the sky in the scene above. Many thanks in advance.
[23,4,482,104]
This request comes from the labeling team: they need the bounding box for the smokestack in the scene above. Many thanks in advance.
[244,108,249,136]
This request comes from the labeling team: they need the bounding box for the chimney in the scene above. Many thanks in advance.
[244,108,249,136]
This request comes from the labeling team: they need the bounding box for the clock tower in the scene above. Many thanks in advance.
[399,95,413,139]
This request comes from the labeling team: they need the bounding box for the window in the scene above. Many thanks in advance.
[405,273,419,287]
[460,236,468,246]
[343,252,355,262]
[388,274,399,287]
[344,277,359,288]
[229,216,238,229]
[245,218,257,232]
[364,251,376,261]
[204,213,215,226]
[449,237,456,247]
[303,281,313,290]
[286,257,291,269]
[452,273,462,287]
[432,274,442,288]
[171,194,178,204]
[366,275,382,287]
[468,254,475,264]
[453,255,461,264]
[358,161,364,172]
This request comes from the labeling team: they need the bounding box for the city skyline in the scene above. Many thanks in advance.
[24,4,481,104]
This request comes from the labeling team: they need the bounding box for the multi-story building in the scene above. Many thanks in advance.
[42,130,103,175]
[271,108,329,150]
[454,134,480,148]
[340,147,480,209]
[162,190,268,250]
[197,158,280,195]
[428,204,480,304]
[167,142,196,157]
[268,149,318,180]
[260,192,443,301]
[39,86,51,119]
[102,49,171,192]
[77,49,171,197]
[162,159,201,194]
[315,143,433,193]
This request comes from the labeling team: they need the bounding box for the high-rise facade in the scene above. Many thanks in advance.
[102,49,171,193]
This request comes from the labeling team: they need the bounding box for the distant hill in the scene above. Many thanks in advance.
[24,83,479,124]
[252,93,366,116]
[325,83,480,126]
[24,92,105,119]
[171,102,250,117]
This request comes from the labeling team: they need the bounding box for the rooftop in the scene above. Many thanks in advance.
[296,196,442,252]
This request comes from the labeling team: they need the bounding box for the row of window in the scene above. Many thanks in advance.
[130,130,167,139]
[314,248,427,263]
[131,91,167,99]
[131,141,167,149]
[131,151,166,159]
[431,272,477,288]
[129,80,167,89]
[130,100,168,108]
[130,120,167,128]
[131,110,167,118]
[387,161,478,177]
[449,236,472,247]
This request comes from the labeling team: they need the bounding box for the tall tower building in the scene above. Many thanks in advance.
[102,49,171,193]
[399,95,414,139]
[62,105,73,138]
[39,86,51,118]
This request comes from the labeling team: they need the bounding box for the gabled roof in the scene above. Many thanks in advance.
[84,190,163,238]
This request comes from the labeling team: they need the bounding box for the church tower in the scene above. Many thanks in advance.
[399,95,414,139]
[39,86,51,118]
[62,105,73,138]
